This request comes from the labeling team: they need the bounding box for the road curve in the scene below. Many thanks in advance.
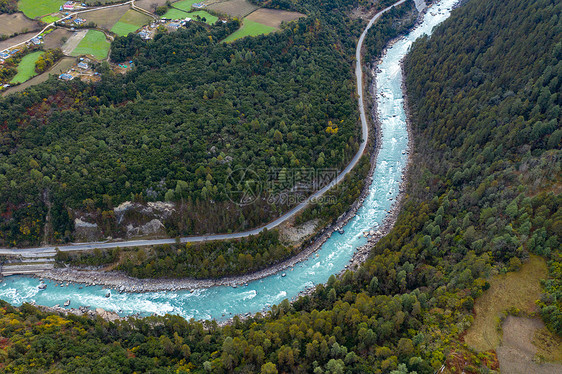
[0,0,407,256]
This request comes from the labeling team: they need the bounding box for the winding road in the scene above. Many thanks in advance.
[0,0,408,257]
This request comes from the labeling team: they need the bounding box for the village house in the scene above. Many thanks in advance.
[62,1,76,10]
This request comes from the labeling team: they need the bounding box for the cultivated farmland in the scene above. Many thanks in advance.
[162,7,186,19]
[42,28,73,49]
[111,9,152,36]
[187,10,217,24]
[81,5,130,30]
[245,8,304,28]
[171,0,200,12]
[222,19,275,42]
[18,0,65,19]
[207,0,257,18]
[0,13,41,37]
[10,50,44,83]
[70,29,110,59]
[135,0,168,13]
[163,8,217,24]
[2,56,76,96]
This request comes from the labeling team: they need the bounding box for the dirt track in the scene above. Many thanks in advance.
[497,317,562,374]
[62,30,88,55]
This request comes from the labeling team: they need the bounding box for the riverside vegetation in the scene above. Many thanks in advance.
[0,0,561,372]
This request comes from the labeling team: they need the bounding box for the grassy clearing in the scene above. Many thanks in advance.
[222,19,275,42]
[70,30,110,59]
[533,326,562,362]
[464,255,548,352]
[111,9,152,36]
[18,0,65,19]
[10,51,44,84]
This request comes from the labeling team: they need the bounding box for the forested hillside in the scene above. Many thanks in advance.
[0,0,17,14]
[0,1,363,246]
[0,0,560,372]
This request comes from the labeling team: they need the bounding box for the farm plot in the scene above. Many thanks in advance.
[81,5,130,30]
[83,0,128,4]
[111,9,152,36]
[188,10,217,24]
[171,0,201,12]
[207,0,257,18]
[163,8,217,24]
[70,30,110,59]
[18,0,65,19]
[135,0,168,13]
[42,28,73,49]
[3,56,76,96]
[162,7,187,19]
[41,15,59,23]
[10,51,44,83]
[245,8,304,28]
[222,19,275,42]
[0,13,41,36]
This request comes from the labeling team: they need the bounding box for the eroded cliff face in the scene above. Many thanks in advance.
[74,201,175,241]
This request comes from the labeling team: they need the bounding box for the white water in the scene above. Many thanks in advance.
[0,0,459,321]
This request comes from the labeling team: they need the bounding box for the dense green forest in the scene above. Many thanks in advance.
[0,0,560,372]
[0,0,17,14]
[0,3,363,247]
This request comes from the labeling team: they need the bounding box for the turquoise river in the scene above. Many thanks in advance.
[0,0,459,321]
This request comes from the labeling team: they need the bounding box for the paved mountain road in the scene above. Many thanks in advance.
[0,0,407,257]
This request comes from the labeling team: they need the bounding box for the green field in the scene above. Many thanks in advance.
[189,10,217,24]
[163,8,188,19]
[172,0,200,12]
[163,8,217,24]
[222,19,275,42]
[111,10,152,36]
[70,30,110,59]
[18,0,65,19]
[10,51,44,84]
[41,15,59,23]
